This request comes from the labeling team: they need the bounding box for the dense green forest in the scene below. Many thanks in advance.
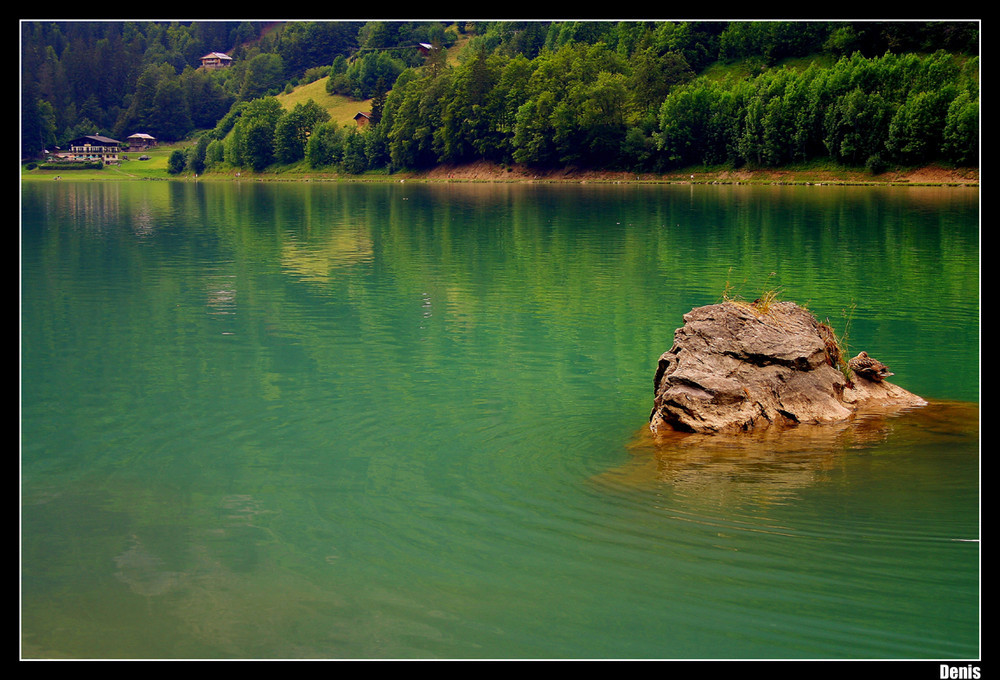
[20,20,979,175]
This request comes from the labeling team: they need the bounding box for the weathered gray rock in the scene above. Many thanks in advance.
[649,301,926,435]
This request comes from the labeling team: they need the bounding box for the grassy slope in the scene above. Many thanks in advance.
[275,77,372,127]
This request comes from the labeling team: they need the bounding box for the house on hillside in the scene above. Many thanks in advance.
[67,135,122,164]
[200,52,232,70]
[354,111,372,128]
[126,133,157,150]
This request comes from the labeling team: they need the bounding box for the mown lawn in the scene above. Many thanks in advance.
[22,143,182,181]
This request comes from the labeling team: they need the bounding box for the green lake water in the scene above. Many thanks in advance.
[20,180,979,659]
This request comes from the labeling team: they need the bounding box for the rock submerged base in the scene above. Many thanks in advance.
[649,301,926,435]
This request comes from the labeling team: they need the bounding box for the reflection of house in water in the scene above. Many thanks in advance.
[205,273,238,334]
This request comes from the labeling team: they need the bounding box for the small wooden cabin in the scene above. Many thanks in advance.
[127,133,157,150]
[199,52,232,70]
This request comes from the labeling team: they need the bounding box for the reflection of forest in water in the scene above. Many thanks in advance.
[24,181,979,405]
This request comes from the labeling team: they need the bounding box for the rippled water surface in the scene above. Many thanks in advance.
[21,181,979,659]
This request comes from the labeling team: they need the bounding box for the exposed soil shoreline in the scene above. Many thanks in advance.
[23,160,980,186]
[405,160,979,186]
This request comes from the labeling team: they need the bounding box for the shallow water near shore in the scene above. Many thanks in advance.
[21,181,978,659]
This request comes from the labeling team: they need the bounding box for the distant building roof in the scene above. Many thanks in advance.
[69,135,121,146]
[127,133,156,140]
[200,52,232,61]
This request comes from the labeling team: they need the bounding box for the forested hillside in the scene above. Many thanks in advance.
[20,20,979,175]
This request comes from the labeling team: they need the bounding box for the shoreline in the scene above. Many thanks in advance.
[401,160,980,187]
[22,160,980,187]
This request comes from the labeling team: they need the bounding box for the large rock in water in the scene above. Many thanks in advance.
[649,301,926,434]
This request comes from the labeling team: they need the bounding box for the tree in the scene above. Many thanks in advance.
[577,71,630,166]
[344,51,405,99]
[187,134,210,174]
[242,117,276,171]
[147,75,192,141]
[620,122,657,171]
[306,121,344,168]
[629,48,694,114]
[657,82,717,168]
[885,88,953,165]
[825,88,892,166]
[167,149,186,174]
[370,77,388,125]
[239,53,286,100]
[364,123,391,169]
[224,121,244,165]
[181,67,234,129]
[435,50,503,163]
[941,90,978,165]
[205,138,225,168]
[496,55,534,144]
[342,127,368,174]
[423,39,447,76]
[115,63,175,138]
[385,72,448,169]
[228,96,283,170]
[273,108,307,163]
[512,91,558,166]
[21,81,57,157]
[275,21,359,77]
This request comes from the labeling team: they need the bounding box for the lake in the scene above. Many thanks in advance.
[20,180,979,659]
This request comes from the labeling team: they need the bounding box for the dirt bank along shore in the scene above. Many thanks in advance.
[412,161,979,185]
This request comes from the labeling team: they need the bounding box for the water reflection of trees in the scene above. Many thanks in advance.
[145,181,978,407]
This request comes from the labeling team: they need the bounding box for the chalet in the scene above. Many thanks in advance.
[354,111,372,128]
[417,43,434,55]
[200,52,232,70]
[126,133,157,150]
[67,135,122,164]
